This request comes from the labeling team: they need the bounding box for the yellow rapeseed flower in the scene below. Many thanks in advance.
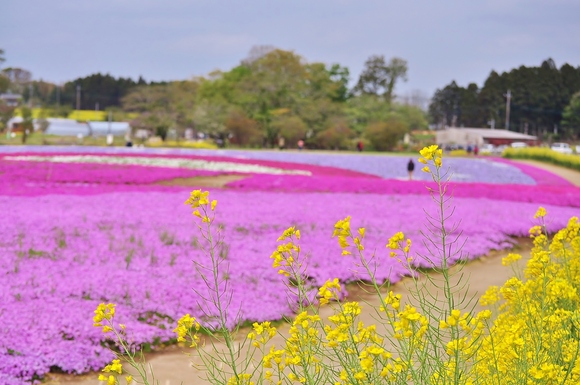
[534,206,547,219]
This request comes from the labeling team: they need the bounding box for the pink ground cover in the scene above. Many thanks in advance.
[227,174,580,208]
[1,150,579,383]
[1,152,376,178]
[491,157,574,186]
[1,189,578,383]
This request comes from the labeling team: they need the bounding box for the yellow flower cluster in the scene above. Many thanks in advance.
[501,252,522,266]
[317,278,341,305]
[270,239,301,277]
[418,144,443,172]
[534,206,547,218]
[173,313,201,347]
[386,231,412,259]
[248,321,277,347]
[93,303,116,333]
[473,215,580,383]
[184,189,217,223]
[226,373,254,385]
[98,360,132,385]
[379,291,402,314]
[282,311,323,379]
[392,305,428,343]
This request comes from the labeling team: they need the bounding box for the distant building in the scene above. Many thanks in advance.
[436,127,539,147]
[87,121,131,137]
[7,117,90,136]
[0,93,23,107]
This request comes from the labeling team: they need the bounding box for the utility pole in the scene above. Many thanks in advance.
[504,89,511,130]
[28,84,33,108]
[108,110,112,134]
[56,85,60,106]
[76,85,81,111]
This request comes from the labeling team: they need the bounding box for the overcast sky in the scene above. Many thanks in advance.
[1,0,579,101]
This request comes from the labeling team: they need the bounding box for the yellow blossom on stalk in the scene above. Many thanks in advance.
[419,145,439,160]
[529,225,543,237]
[277,226,300,241]
[403,238,411,253]
[353,236,364,251]
[333,216,352,253]
[479,286,500,306]
[173,314,201,347]
[98,374,116,385]
[226,373,254,385]
[318,278,341,305]
[247,321,277,347]
[502,253,522,266]
[102,359,123,374]
[534,206,547,219]
[184,189,210,209]
[211,200,217,211]
[379,291,402,313]
[125,375,133,384]
[93,303,116,327]
[270,239,300,276]
[419,145,443,168]
[387,232,405,250]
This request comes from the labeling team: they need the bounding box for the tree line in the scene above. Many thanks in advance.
[428,58,580,139]
[1,46,425,150]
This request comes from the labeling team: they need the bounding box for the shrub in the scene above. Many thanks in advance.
[146,140,218,149]
[315,120,354,150]
[364,118,408,152]
[503,147,580,172]
[226,111,263,147]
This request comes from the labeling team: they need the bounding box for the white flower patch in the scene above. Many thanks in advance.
[4,155,312,176]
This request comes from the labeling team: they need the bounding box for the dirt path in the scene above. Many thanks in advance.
[44,160,580,385]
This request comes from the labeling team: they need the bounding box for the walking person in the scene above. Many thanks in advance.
[407,158,415,181]
[297,139,304,151]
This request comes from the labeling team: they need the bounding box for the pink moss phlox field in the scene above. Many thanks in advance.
[1,150,579,383]
[1,191,579,382]
[227,175,580,208]
[1,152,375,178]
[491,157,574,186]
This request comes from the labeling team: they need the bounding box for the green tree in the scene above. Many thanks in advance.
[272,115,307,147]
[225,110,262,147]
[122,81,199,141]
[20,106,33,144]
[315,119,354,150]
[364,117,409,151]
[393,104,428,131]
[0,101,15,131]
[345,94,391,134]
[353,55,408,102]
[562,92,580,140]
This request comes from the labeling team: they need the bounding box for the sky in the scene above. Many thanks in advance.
[1,0,579,103]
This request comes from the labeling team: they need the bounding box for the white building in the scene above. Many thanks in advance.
[436,127,538,147]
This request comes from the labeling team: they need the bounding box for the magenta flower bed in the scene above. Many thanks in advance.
[0,151,579,383]
[2,190,579,383]
[491,157,574,186]
[227,174,580,208]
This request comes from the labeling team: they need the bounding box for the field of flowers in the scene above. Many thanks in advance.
[1,147,579,384]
